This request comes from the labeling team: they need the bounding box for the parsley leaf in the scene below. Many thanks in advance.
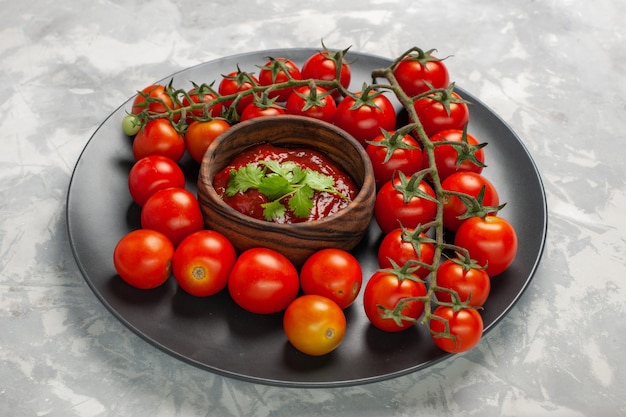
[289,185,315,218]
[258,174,293,200]
[262,199,287,221]
[260,160,297,179]
[306,170,337,192]
[226,164,264,196]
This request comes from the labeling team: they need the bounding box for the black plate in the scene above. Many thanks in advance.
[66,48,547,387]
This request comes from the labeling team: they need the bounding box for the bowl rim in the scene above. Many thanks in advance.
[199,114,376,230]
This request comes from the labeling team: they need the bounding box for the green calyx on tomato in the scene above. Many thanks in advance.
[345,83,387,111]
[397,47,449,69]
[421,82,470,115]
[380,257,427,283]
[226,159,344,221]
[365,129,421,164]
[290,80,335,111]
[392,171,439,205]
[399,224,436,259]
[444,183,506,222]
[248,92,284,110]
[433,124,487,171]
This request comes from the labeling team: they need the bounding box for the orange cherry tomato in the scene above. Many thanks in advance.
[283,295,346,356]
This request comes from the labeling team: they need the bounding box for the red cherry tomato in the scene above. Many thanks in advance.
[424,129,485,181]
[228,248,299,314]
[113,229,174,289]
[374,174,438,235]
[434,258,491,307]
[454,215,518,277]
[377,228,435,279]
[258,58,302,102]
[140,187,204,247]
[184,119,230,163]
[172,230,236,297]
[393,51,450,97]
[133,119,185,162]
[239,100,286,121]
[128,155,186,206]
[131,84,177,117]
[441,171,500,232]
[285,85,337,124]
[301,50,351,98]
[334,91,397,146]
[413,91,469,137]
[218,71,259,115]
[429,306,483,353]
[283,295,346,356]
[365,130,423,189]
[300,248,362,309]
[181,85,223,123]
[363,268,427,332]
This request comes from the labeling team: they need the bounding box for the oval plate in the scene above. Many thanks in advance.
[66,48,547,388]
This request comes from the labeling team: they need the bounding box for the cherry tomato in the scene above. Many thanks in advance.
[363,267,427,332]
[424,129,485,181]
[181,85,223,123]
[113,229,174,289]
[172,230,236,297]
[366,130,423,189]
[131,84,177,116]
[441,171,500,232]
[434,258,490,307]
[454,215,518,277]
[218,71,259,115]
[283,295,346,356]
[377,228,435,279]
[301,50,351,98]
[184,119,230,163]
[258,58,302,102]
[128,155,186,207]
[133,119,185,162]
[140,187,204,247]
[300,248,362,309]
[240,99,286,121]
[285,85,337,124]
[334,91,397,146]
[429,306,483,353]
[393,51,449,97]
[413,91,469,137]
[228,248,299,314]
[374,173,437,235]
[122,114,141,136]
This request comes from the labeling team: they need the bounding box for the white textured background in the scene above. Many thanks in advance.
[1,0,625,416]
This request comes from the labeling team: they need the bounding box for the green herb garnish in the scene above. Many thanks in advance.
[226,160,345,221]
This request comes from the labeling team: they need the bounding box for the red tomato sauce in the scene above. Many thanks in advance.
[213,143,359,223]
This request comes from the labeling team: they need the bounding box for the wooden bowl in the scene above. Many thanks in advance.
[197,115,376,267]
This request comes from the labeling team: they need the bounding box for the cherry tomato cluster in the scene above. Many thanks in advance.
[113,45,519,357]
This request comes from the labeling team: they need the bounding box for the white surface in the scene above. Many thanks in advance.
[1,0,625,416]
